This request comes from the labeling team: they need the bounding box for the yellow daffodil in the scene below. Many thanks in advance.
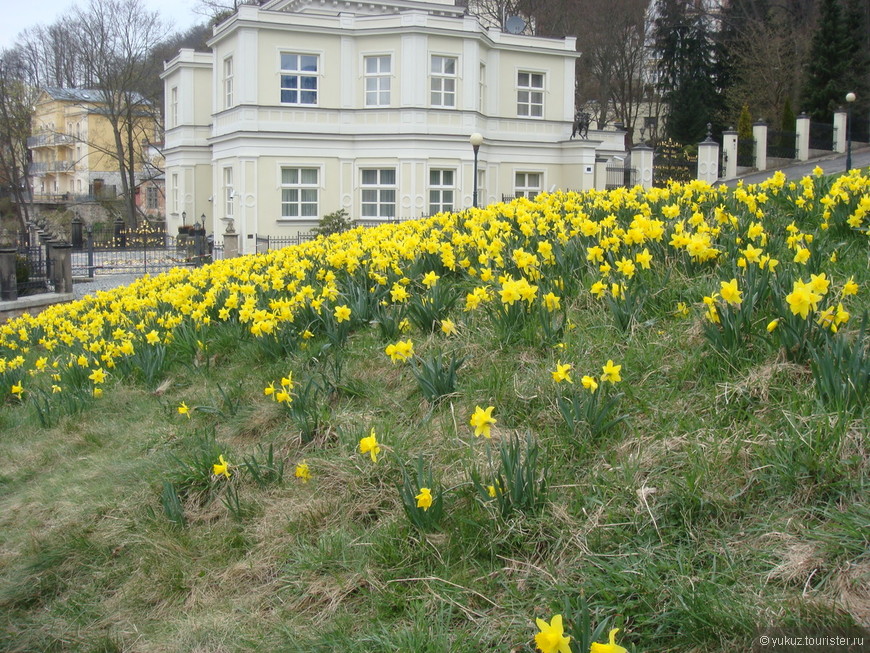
[88,367,107,384]
[766,318,780,333]
[334,305,351,323]
[359,429,381,462]
[552,362,573,384]
[601,360,622,384]
[213,454,231,479]
[11,381,23,399]
[590,627,628,653]
[178,402,190,418]
[534,614,571,653]
[581,375,599,392]
[842,277,859,296]
[385,339,414,363]
[422,271,440,288]
[470,405,496,438]
[415,487,433,511]
[719,278,742,306]
[440,318,457,336]
[295,460,311,483]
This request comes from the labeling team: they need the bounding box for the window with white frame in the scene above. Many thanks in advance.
[280,53,318,105]
[514,172,542,198]
[428,169,454,214]
[170,86,178,127]
[171,172,179,213]
[360,168,396,219]
[223,167,234,217]
[280,167,319,218]
[430,56,456,108]
[223,56,234,109]
[479,62,486,113]
[364,55,391,107]
[146,186,159,210]
[517,71,544,118]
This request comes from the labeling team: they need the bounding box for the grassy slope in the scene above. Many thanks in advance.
[1,176,868,652]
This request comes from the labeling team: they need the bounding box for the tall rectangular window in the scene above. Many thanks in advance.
[428,169,454,214]
[361,168,396,219]
[223,167,234,217]
[517,71,544,118]
[280,168,319,218]
[170,87,178,127]
[280,53,318,105]
[223,56,234,109]
[146,186,159,210]
[364,55,391,107]
[430,56,456,108]
[514,172,542,198]
[171,172,178,213]
[479,62,486,113]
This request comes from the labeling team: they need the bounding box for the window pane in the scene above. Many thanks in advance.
[366,57,378,74]
[362,188,377,202]
[300,169,318,184]
[300,90,317,104]
[531,73,544,87]
[301,188,318,202]
[518,72,529,86]
[381,169,395,184]
[443,170,453,185]
[429,169,440,185]
[301,55,317,71]
[444,58,455,75]
[282,169,298,184]
[281,53,296,70]
[301,76,317,90]
[282,75,298,89]
[282,188,298,203]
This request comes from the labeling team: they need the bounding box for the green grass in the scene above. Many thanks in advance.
[1,177,869,651]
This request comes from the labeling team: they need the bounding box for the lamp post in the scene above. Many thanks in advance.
[469,132,483,208]
[845,92,856,171]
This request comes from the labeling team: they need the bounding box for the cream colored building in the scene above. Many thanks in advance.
[162,0,627,252]
[28,88,157,204]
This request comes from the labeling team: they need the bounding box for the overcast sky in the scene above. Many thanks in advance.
[0,0,206,51]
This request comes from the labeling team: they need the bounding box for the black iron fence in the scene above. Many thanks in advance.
[606,165,638,190]
[809,122,835,151]
[737,138,755,167]
[767,129,796,160]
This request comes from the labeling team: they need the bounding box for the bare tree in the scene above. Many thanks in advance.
[71,0,165,226]
[0,50,39,232]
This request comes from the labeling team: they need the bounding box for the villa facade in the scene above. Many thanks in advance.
[161,0,628,252]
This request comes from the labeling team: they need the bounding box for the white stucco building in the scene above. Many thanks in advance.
[161,0,627,252]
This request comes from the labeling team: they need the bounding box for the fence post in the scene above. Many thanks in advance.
[51,243,73,294]
[0,247,18,301]
[114,216,126,248]
[71,214,84,249]
[833,109,847,153]
[795,113,810,161]
[697,126,720,184]
[752,120,768,171]
[39,232,53,284]
[193,223,207,265]
[86,226,95,279]
[223,220,239,258]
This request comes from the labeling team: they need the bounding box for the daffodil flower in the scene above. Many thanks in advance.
[534,614,571,653]
[469,405,496,438]
[414,487,433,511]
[213,454,232,479]
[359,429,380,463]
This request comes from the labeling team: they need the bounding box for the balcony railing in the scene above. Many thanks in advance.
[29,160,75,174]
[32,188,119,203]
[26,133,76,148]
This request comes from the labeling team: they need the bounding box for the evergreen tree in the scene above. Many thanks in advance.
[653,0,721,143]
[800,0,849,121]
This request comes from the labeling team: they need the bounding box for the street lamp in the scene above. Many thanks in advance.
[845,92,856,171]
[470,132,483,208]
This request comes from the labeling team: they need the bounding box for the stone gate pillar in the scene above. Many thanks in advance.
[0,248,18,301]
[796,113,810,161]
[697,131,720,184]
[833,110,847,153]
[633,144,654,189]
[753,121,768,171]
[722,129,738,180]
